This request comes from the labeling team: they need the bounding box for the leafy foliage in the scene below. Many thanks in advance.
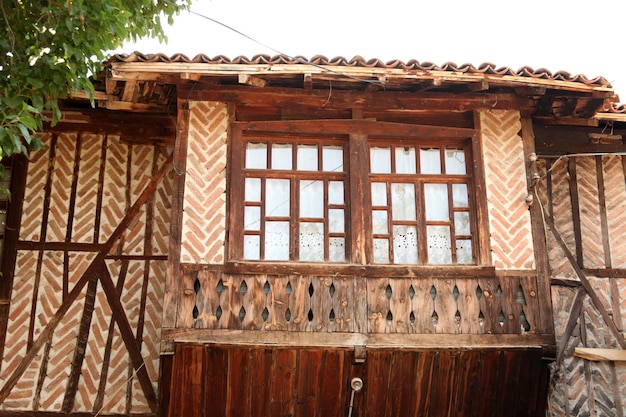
[0,0,190,158]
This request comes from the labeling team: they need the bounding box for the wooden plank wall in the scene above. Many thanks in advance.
[0,133,173,415]
[535,154,626,416]
[165,343,549,417]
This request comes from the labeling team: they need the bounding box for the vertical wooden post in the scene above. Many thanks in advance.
[472,112,493,266]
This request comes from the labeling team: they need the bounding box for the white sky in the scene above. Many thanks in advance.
[120,0,626,99]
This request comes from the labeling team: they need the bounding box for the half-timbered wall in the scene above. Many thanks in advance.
[0,133,174,415]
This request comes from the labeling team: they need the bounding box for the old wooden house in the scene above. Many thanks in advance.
[0,53,625,416]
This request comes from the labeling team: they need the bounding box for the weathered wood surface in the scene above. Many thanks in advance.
[165,343,549,417]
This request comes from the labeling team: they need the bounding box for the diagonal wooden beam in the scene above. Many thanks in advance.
[556,287,586,365]
[542,205,626,349]
[0,153,172,407]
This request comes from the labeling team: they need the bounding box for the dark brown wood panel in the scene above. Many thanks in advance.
[164,344,549,417]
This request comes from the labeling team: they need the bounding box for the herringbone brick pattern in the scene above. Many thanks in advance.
[181,101,228,264]
[124,146,153,255]
[99,136,128,244]
[576,157,605,268]
[72,134,103,243]
[152,149,173,256]
[46,134,76,242]
[603,155,626,268]
[19,135,51,241]
[480,110,534,269]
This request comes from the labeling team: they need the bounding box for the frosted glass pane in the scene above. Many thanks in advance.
[297,144,318,171]
[272,143,292,170]
[323,146,343,172]
[445,148,466,174]
[454,212,470,235]
[245,178,261,201]
[452,184,469,208]
[420,148,441,174]
[391,183,416,221]
[370,146,391,173]
[243,235,260,260]
[329,238,345,262]
[424,183,449,221]
[266,179,290,217]
[372,210,388,234]
[329,209,344,233]
[373,238,390,263]
[265,221,290,260]
[395,147,416,174]
[328,181,344,205]
[371,182,387,206]
[456,240,473,264]
[244,206,261,231]
[246,143,267,169]
[300,180,323,218]
[427,225,452,264]
[299,222,324,262]
[393,225,418,264]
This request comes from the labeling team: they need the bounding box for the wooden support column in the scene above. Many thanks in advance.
[472,112,492,266]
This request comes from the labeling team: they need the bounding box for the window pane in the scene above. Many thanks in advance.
[424,183,449,221]
[300,180,323,218]
[266,179,290,217]
[272,143,292,170]
[427,225,452,264]
[454,212,471,235]
[300,222,324,262]
[265,221,290,260]
[371,182,387,206]
[244,206,261,231]
[393,225,418,264]
[372,210,388,234]
[329,238,346,262]
[329,209,344,233]
[245,178,261,201]
[243,235,260,260]
[328,181,344,205]
[445,148,466,174]
[370,146,391,173]
[246,143,267,169]
[373,238,390,263]
[395,147,416,174]
[420,148,441,174]
[297,144,317,171]
[391,183,416,221]
[452,184,469,208]
[456,239,473,264]
[323,146,343,172]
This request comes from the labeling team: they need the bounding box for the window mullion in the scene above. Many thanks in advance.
[348,133,370,265]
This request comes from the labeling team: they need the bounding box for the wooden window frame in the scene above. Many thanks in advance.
[227,120,489,275]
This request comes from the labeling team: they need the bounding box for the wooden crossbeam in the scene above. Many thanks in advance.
[575,347,626,361]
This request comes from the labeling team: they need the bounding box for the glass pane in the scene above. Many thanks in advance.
[329,209,344,233]
[300,222,324,262]
[424,183,449,221]
[420,148,441,174]
[246,143,267,169]
[245,178,261,201]
[297,144,318,171]
[323,146,343,172]
[244,206,261,231]
[370,146,391,173]
[243,235,260,260]
[329,238,345,262]
[456,239,473,264]
[393,225,418,264]
[445,148,466,174]
[272,143,292,170]
[266,179,290,217]
[395,147,416,174]
[452,184,469,208]
[391,183,416,221]
[371,182,387,206]
[427,225,452,264]
[454,212,471,235]
[372,210,388,234]
[300,180,323,218]
[373,238,390,263]
[328,181,344,205]
[265,221,290,260]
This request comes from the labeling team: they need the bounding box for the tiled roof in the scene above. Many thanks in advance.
[109,53,612,88]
